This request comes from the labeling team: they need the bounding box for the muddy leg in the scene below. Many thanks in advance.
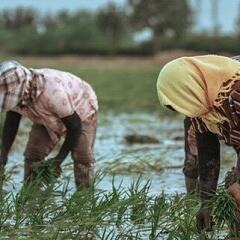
[183,118,199,193]
[225,169,240,235]
[185,176,198,193]
[24,124,55,183]
[225,150,240,235]
[72,115,97,189]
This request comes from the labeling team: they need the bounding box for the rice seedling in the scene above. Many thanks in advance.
[210,183,240,239]
[0,168,238,239]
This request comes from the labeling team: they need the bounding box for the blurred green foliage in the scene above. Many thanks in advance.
[128,0,193,51]
[97,3,129,54]
[0,1,239,55]
[0,6,134,55]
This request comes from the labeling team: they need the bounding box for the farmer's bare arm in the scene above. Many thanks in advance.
[0,111,22,168]
[196,131,220,233]
[53,112,82,164]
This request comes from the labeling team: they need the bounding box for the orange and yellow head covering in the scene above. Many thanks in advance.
[157,55,240,134]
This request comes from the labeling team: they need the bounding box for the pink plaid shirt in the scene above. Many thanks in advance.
[13,68,98,144]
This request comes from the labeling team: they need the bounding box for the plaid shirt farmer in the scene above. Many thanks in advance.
[0,60,45,112]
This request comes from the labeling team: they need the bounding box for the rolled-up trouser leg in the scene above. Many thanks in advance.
[183,117,199,193]
[72,114,97,189]
[24,124,55,182]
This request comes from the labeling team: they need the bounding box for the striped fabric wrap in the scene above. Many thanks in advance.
[0,61,45,112]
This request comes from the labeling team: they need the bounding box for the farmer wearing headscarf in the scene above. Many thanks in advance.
[0,60,98,188]
[157,55,240,233]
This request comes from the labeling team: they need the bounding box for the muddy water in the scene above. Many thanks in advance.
[4,113,237,195]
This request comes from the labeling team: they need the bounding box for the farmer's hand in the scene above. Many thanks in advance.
[35,159,63,185]
[0,154,7,172]
[0,163,5,173]
[0,156,6,178]
[228,182,240,205]
[0,163,5,184]
[196,207,213,233]
[45,158,62,178]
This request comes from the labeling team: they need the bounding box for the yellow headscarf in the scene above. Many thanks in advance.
[157,55,240,134]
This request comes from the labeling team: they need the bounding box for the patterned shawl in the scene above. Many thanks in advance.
[0,61,45,112]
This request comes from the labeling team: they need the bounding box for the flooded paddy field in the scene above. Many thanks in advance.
[6,113,236,195]
[1,113,237,240]
[0,55,238,239]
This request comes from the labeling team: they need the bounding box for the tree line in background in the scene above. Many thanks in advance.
[0,0,239,55]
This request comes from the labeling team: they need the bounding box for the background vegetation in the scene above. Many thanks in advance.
[0,0,239,55]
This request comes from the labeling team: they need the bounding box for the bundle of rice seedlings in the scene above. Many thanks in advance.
[32,160,59,186]
[211,184,240,237]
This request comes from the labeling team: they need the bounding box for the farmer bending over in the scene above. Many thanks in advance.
[157,55,240,232]
[0,61,98,188]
